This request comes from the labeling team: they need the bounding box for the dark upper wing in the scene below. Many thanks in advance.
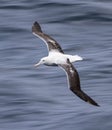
[59,59,99,107]
[32,21,64,53]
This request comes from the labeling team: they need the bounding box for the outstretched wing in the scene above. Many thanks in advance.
[32,21,64,53]
[59,59,99,106]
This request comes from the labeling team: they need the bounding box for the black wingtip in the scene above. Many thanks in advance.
[32,21,42,33]
[85,93,100,107]
[87,99,100,107]
[71,89,100,107]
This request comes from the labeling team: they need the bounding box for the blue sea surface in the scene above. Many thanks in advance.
[0,0,112,130]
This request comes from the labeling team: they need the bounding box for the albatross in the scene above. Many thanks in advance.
[32,21,99,107]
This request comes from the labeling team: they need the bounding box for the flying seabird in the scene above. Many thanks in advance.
[32,21,99,107]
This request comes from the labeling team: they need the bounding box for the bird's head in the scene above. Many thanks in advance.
[34,57,48,67]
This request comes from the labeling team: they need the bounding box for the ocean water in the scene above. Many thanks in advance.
[0,0,112,130]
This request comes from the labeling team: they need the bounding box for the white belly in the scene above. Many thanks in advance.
[49,51,67,65]
[48,51,83,65]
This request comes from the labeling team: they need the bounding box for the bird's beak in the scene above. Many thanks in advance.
[34,61,42,67]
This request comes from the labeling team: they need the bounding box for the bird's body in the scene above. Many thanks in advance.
[32,21,99,107]
[35,50,83,66]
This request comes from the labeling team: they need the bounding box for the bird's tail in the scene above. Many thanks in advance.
[71,89,99,106]
[66,55,83,63]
